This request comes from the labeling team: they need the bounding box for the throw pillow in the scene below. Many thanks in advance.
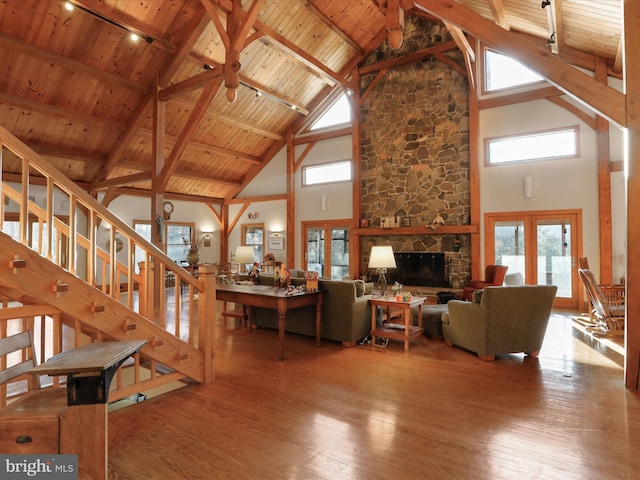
[364,282,374,295]
[354,279,365,297]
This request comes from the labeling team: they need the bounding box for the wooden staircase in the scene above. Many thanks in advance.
[0,124,216,406]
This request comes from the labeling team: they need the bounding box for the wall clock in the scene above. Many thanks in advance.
[163,201,174,220]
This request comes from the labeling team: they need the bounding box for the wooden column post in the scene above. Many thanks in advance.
[197,264,217,383]
[624,0,640,390]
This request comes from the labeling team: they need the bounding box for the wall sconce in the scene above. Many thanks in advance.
[271,231,282,237]
[321,194,327,211]
[524,175,534,198]
[201,230,214,247]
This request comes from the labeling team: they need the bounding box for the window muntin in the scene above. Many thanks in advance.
[484,50,544,92]
[486,126,579,165]
[302,161,352,186]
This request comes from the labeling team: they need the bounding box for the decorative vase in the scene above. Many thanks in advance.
[187,248,200,266]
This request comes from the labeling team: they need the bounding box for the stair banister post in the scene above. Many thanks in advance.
[197,264,217,383]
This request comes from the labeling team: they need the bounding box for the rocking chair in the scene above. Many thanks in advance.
[578,269,625,336]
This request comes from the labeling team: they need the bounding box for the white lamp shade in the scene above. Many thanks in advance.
[234,246,255,264]
[368,245,396,269]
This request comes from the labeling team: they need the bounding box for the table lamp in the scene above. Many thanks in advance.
[368,245,396,299]
[234,245,256,278]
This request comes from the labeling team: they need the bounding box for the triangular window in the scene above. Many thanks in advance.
[485,50,544,92]
[310,94,351,130]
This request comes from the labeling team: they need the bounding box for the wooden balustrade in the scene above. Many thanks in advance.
[0,124,216,406]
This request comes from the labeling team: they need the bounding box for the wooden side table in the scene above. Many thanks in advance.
[369,297,425,350]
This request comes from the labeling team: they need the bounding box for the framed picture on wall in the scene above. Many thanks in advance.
[268,237,285,250]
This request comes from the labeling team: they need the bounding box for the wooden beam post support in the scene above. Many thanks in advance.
[624,0,640,390]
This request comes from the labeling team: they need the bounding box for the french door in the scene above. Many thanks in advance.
[303,221,351,280]
[485,210,582,309]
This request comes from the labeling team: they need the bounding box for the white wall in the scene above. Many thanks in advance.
[479,98,626,281]
[108,196,221,265]
[237,135,353,268]
[105,96,625,280]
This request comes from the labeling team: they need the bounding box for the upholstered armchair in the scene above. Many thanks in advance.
[462,265,509,301]
[441,285,558,361]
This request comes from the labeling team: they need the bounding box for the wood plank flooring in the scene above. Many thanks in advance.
[107,308,640,479]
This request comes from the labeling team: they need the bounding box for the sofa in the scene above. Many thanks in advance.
[442,285,557,361]
[236,273,374,346]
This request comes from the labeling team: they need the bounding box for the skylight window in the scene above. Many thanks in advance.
[485,50,544,92]
[310,94,351,130]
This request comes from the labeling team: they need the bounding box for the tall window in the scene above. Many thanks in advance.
[484,49,544,92]
[133,220,193,265]
[167,224,193,263]
[241,224,264,264]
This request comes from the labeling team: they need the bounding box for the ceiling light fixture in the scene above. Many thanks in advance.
[64,1,74,12]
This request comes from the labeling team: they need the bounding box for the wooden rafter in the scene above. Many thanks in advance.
[412,0,625,127]
[442,22,475,88]
[156,78,224,190]
[201,0,265,102]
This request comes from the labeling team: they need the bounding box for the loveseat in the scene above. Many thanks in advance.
[235,273,373,346]
[442,285,557,361]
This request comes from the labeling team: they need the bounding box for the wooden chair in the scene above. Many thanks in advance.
[462,265,509,301]
[578,269,625,336]
[0,331,68,453]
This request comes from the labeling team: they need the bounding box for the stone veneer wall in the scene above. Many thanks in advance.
[359,15,471,289]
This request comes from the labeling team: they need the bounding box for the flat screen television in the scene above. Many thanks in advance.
[387,252,447,287]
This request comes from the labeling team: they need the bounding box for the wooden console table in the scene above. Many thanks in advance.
[216,284,323,360]
[369,296,425,350]
[29,340,147,480]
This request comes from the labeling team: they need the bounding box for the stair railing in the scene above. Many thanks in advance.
[0,125,216,403]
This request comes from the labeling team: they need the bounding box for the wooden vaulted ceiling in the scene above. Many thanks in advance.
[0,0,624,203]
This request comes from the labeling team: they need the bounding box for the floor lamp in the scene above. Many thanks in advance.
[368,245,396,299]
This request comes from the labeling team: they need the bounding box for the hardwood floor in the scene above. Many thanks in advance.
[107,308,640,479]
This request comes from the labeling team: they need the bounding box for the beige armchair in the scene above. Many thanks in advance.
[442,285,557,361]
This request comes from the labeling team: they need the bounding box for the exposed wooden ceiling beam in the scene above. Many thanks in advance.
[158,66,224,102]
[487,0,510,30]
[0,91,125,132]
[157,78,224,190]
[442,21,475,88]
[114,187,224,205]
[412,0,625,127]
[96,9,211,183]
[0,32,148,95]
[137,128,263,164]
[167,98,284,141]
[187,52,310,114]
[358,40,458,74]
[114,159,244,187]
[70,0,177,55]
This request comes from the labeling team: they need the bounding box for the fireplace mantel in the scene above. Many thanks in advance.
[354,225,479,236]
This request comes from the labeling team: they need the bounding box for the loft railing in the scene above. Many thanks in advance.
[0,124,216,405]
